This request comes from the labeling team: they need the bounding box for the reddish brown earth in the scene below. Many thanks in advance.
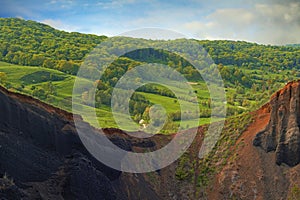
[254,81,300,166]
[209,81,300,200]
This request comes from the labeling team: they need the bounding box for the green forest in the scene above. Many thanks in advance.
[1,17,300,133]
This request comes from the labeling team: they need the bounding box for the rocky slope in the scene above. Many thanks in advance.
[209,81,300,200]
[1,80,300,200]
[0,85,161,199]
[254,81,300,167]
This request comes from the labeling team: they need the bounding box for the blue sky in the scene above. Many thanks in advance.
[1,0,300,45]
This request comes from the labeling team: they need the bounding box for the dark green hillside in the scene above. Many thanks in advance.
[0,18,106,74]
[200,40,300,70]
[1,18,300,76]
[20,71,66,84]
[286,44,300,47]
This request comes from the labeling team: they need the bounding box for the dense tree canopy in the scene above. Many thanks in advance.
[1,18,300,77]
[0,18,106,74]
[199,40,300,70]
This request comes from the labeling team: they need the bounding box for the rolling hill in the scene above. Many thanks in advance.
[1,18,300,133]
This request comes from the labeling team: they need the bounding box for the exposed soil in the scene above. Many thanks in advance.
[208,82,300,200]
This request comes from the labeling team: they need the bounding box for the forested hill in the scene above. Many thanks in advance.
[1,17,300,75]
[286,44,300,47]
[199,40,300,70]
[0,18,107,74]
[1,17,300,132]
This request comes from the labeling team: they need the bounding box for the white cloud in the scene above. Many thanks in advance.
[16,16,24,19]
[125,5,204,38]
[41,19,78,32]
[96,0,136,9]
[22,0,300,45]
[208,8,255,27]
[182,2,300,45]
[182,8,255,41]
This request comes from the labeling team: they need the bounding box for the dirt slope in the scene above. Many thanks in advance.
[209,81,300,200]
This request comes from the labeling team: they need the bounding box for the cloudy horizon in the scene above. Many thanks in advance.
[1,0,300,45]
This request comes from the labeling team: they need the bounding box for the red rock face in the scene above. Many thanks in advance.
[254,81,300,167]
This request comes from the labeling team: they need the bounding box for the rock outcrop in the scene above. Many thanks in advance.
[0,85,161,199]
[254,81,300,167]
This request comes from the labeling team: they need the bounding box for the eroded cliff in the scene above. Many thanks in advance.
[254,81,300,166]
[0,86,160,200]
[209,81,300,200]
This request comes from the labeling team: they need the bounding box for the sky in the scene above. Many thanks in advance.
[1,0,300,45]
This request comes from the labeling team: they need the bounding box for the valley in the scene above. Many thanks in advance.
[0,17,300,200]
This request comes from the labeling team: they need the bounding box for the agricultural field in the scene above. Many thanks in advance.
[0,60,297,134]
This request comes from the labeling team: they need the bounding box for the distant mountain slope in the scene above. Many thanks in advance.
[286,44,300,47]
[199,39,300,70]
[1,17,300,75]
[0,18,107,74]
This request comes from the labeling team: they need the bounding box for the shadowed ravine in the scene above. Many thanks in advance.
[0,85,161,199]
